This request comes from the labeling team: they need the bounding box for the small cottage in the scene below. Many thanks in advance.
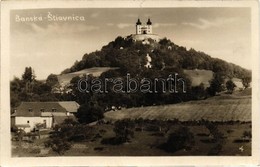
[11,101,79,133]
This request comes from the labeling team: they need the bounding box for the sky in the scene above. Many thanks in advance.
[10,8,251,80]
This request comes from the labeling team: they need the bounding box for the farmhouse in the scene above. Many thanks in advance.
[11,101,79,133]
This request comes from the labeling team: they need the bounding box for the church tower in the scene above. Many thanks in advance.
[136,18,142,34]
[146,18,152,34]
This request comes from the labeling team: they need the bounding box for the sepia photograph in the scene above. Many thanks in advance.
[1,1,259,166]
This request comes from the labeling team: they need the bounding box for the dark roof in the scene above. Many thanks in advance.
[147,18,152,25]
[136,18,142,25]
[12,101,79,117]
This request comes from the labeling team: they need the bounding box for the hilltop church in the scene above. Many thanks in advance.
[128,18,160,42]
[136,18,153,34]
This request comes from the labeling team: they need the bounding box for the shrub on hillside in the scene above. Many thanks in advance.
[204,122,225,155]
[44,118,94,155]
[113,119,135,143]
[45,137,71,155]
[243,130,252,139]
[161,126,195,152]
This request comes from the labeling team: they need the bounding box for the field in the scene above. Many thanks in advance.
[57,67,118,86]
[104,95,251,122]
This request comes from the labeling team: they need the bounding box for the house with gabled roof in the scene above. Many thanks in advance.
[11,101,79,133]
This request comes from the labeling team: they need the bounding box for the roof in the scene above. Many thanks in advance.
[147,18,152,25]
[12,101,79,117]
[59,102,79,113]
[136,18,142,25]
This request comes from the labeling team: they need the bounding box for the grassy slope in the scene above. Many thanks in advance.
[184,69,213,87]
[104,94,251,122]
[57,67,119,86]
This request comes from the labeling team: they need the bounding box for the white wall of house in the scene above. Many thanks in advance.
[15,116,53,131]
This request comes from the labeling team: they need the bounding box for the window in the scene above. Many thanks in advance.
[40,108,45,112]
[28,108,32,112]
[52,108,57,112]
[27,120,29,123]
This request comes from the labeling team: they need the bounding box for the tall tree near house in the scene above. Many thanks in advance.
[22,67,36,93]
[22,67,35,82]
[207,73,225,96]
[226,79,236,94]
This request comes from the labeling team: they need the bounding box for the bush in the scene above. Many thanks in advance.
[204,122,225,155]
[150,132,165,137]
[161,126,195,152]
[145,125,160,132]
[45,137,71,155]
[30,148,41,154]
[113,119,135,143]
[208,143,223,155]
[233,139,250,143]
[99,129,107,134]
[101,137,124,145]
[243,130,252,139]
[205,122,224,142]
[226,129,234,134]
[94,147,104,151]
[44,119,94,155]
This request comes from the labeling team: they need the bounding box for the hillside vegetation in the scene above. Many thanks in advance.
[63,36,250,80]
[11,37,252,124]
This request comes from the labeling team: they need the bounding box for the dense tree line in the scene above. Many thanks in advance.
[10,67,72,109]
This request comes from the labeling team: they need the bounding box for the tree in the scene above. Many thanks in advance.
[191,83,207,100]
[226,79,236,94]
[113,119,135,143]
[207,73,225,96]
[242,76,251,89]
[205,122,225,155]
[163,126,195,152]
[44,118,93,155]
[46,74,59,87]
[205,122,224,142]
[22,67,35,82]
[76,97,104,124]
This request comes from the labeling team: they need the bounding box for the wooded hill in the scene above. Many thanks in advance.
[62,36,250,80]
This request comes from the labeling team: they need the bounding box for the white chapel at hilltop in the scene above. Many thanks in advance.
[136,18,153,34]
[128,18,160,42]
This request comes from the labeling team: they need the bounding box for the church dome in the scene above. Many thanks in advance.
[147,18,152,25]
[136,18,142,25]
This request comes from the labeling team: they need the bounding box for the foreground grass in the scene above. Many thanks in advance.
[12,122,251,157]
